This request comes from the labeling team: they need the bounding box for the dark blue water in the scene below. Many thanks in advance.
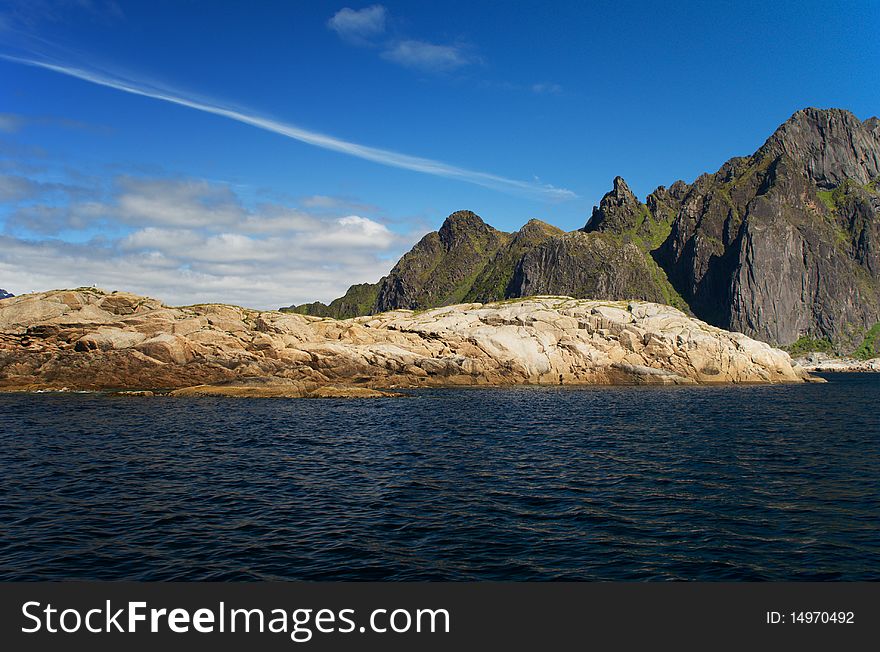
[1,373,878,581]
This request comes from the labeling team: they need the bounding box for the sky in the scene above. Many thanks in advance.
[0,0,878,308]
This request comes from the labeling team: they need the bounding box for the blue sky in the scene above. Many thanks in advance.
[1,0,878,307]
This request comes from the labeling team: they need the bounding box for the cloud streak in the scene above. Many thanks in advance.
[381,40,473,72]
[1,53,576,201]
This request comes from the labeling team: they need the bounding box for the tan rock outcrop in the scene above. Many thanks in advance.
[0,289,817,396]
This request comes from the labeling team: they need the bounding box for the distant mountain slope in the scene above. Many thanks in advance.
[286,108,880,349]
[0,289,13,300]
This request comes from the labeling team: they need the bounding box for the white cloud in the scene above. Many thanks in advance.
[0,233,402,310]
[327,7,480,77]
[0,173,84,201]
[381,40,472,73]
[115,176,247,227]
[1,54,576,201]
[0,175,419,309]
[327,5,386,44]
[239,207,323,234]
[311,215,397,248]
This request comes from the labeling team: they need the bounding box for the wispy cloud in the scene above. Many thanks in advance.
[301,194,379,214]
[327,5,557,98]
[328,5,479,75]
[0,0,124,29]
[0,53,575,201]
[0,111,110,134]
[327,5,386,44]
[381,40,473,73]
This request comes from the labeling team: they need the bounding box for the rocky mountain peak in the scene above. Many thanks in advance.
[0,289,13,300]
[438,209,491,239]
[611,175,634,197]
[583,176,644,233]
[435,210,503,252]
[761,107,880,188]
[604,176,639,207]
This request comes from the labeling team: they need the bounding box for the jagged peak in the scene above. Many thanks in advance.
[653,179,690,201]
[602,177,640,209]
[581,176,643,232]
[611,175,634,197]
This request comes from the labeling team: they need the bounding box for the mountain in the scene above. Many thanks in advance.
[0,289,13,300]
[285,209,683,318]
[286,108,880,351]
[653,108,880,349]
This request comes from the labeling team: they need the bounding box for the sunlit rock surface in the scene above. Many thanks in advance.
[0,288,815,396]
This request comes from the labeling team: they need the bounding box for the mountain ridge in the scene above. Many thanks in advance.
[285,108,880,352]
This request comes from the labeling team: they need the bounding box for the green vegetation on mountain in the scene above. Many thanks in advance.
[852,323,880,360]
[784,336,835,356]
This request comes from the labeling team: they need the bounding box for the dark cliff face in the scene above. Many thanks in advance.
[463,219,563,303]
[288,108,880,349]
[510,232,684,309]
[653,108,880,346]
[0,289,13,300]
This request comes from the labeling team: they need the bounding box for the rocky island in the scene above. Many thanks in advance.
[2,108,877,394]
[0,288,814,397]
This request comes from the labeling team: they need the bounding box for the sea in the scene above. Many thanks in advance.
[1,373,877,581]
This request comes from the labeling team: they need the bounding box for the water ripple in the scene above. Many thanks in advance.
[0,373,878,580]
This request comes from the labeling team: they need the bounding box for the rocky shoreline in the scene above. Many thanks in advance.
[793,353,880,373]
[0,289,818,397]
